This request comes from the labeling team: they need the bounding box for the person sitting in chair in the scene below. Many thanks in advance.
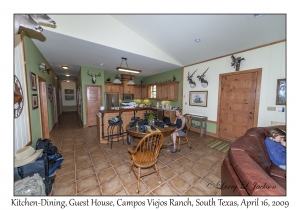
[167,108,187,153]
[265,128,286,170]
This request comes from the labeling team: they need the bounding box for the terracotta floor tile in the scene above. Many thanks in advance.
[185,153,202,162]
[60,151,74,159]
[97,167,116,183]
[179,169,200,185]
[113,188,128,195]
[168,161,186,174]
[56,163,75,177]
[60,146,74,154]
[77,175,98,193]
[177,157,194,167]
[76,166,95,180]
[190,163,210,178]
[158,155,174,165]
[75,153,91,162]
[100,177,123,195]
[151,183,178,195]
[114,163,129,175]
[197,158,216,170]
[142,173,163,191]
[118,172,138,187]
[77,185,102,195]
[110,156,126,166]
[94,161,111,173]
[159,166,177,181]
[92,155,108,165]
[53,172,75,189]
[194,178,220,196]
[75,158,92,170]
[125,181,149,195]
[52,182,76,196]
[211,165,221,176]
[204,172,221,187]
[182,186,206,195]
[75,148,89,156]
[167,176,191,194]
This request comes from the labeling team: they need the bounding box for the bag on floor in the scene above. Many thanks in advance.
[36,138,58,155]
[17,154,48,179]
[14,175,46,196]
[48,153,64,176]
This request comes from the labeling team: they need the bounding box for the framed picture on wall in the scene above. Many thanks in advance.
[189,91,208,107]
[65,89,74,94]
[30,72,37,91]
[65,95,74,101]
[32,94,38,109]
[276,79,286,105]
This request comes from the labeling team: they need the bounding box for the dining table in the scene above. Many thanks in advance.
[126,124,176,148]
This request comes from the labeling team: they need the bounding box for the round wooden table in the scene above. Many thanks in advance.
[126,125,176,146]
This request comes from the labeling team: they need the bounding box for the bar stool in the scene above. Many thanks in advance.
[107,116,124,149]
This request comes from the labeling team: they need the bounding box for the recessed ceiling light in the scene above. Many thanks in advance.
[62,65,69,69]
[66,74,70,77]
[194,38,201,43]
[99,63,105,66]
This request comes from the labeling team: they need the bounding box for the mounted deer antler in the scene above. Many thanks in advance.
[87,70,101,84]
[187,69,197,88]
[197,67,209,88]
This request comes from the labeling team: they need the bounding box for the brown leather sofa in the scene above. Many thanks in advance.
[221,125,286,196]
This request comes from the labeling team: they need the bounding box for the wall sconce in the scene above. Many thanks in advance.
[38,63,50,74]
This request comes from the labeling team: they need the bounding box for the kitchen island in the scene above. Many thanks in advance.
[96,107,153,143]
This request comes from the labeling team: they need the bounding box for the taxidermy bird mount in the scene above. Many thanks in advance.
[106,77,111,82]
[231,55,245,71]
[38,63,51,74]
[197,67,209,88]
[87,70,101,84]
[187,69,197,88]
[172,75,176,81]
[14,14,56,35]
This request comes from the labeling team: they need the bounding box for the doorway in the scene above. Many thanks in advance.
[38,76,50,139]
[217,68,262,141]
[85,85,102,127]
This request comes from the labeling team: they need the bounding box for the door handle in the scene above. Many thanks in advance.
[249,112,253,114]
[249,116,253,119]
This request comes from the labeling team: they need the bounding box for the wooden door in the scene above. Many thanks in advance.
[38,77,49,139]
[217,69,261,140]
[86,85,102,127]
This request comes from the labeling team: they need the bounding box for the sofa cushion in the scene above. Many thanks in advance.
[230,135,270,172]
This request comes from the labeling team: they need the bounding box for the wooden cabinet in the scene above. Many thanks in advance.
[141,85,148,99]
[105,83,120,93]
[155,81,179,101]
[164,110,176,123]
[121,112,132,133]
[134,86,142,99]
[167,82,178,101]
[123,84,134,94]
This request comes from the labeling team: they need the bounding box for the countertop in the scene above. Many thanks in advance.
[97,107,176,114]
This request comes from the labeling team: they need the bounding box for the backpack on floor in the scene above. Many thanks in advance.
[36,138,58,155]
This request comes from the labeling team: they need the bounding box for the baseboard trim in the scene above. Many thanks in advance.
[62,110,77,112]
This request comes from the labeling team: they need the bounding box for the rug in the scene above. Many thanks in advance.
[206,139,231,154]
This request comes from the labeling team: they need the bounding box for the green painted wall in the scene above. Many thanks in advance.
[80,66,105,126]
[23,33,59,146]
[142,68,183,108]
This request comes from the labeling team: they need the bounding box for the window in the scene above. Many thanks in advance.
[150,85,156,98]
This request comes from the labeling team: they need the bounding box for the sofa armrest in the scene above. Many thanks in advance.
[229,149,286,196]
[270,162,286,178]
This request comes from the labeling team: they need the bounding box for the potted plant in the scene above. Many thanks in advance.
[146,113,156,125]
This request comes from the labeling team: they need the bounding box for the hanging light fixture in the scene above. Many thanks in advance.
[116,57,141,74]
[127,73,135,85]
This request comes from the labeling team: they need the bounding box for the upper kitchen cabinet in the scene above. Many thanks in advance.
[105,83,121,93]
[134,86,142,99]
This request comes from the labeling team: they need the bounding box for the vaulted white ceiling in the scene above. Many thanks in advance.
[28,14,286,81]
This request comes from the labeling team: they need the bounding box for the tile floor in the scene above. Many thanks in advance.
[49,112,227,196]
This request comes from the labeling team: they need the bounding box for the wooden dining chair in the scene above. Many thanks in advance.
[176,114,193,151]
[127,132,164,193]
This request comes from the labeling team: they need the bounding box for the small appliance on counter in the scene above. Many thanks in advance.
[121,101,139,108]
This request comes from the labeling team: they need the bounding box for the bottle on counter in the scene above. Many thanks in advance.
[152,119,155,126]
[136,121,139,129]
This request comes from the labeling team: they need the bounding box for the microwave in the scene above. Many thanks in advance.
[123,94,134,100]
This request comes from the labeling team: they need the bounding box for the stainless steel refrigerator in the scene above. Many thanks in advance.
[105,93,120,110]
